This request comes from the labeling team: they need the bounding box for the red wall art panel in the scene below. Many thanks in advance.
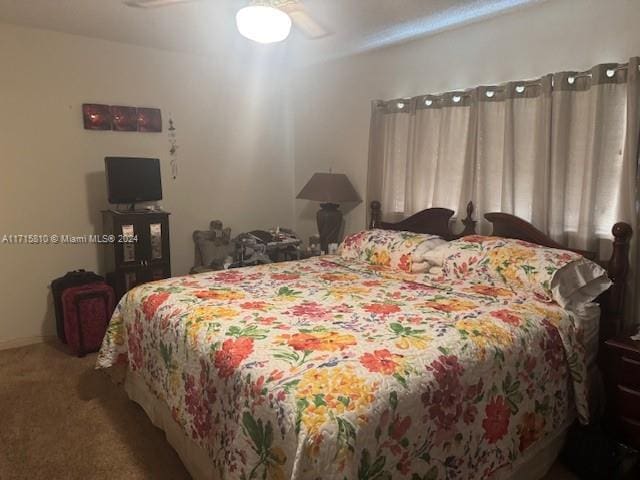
[137,108,162,133]
[82,104,111,130]
[110,106,138,131]
[82,104,162,133]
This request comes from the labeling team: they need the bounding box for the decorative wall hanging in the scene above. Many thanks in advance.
[137,108,162,132]
[110,106,138,131]
[82,104,162,132]
[82,104,111,130]
[167,115,179,180]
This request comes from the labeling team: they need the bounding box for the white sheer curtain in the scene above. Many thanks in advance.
[474,79,553,233]
[367,58,639,325]
[368,93,475,225]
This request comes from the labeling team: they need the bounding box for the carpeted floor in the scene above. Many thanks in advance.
[0,342,578,480]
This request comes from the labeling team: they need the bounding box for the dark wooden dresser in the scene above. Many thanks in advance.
[102,210,171,299]
[604,336,640,450]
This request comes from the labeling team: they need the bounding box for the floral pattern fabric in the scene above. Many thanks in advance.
[440,236,583,303]
[338,229,445,272]
[97,255,588,480]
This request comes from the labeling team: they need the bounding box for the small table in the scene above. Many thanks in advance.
[604,336,640,450]
[264,238,302,262]
[230,237,303,268]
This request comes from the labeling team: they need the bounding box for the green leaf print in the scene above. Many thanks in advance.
[242,411,264,453]
[242,411,286,480]
[567,352,584,383]
[389,391,398,410]
[358,448,390,480]
[389,323,404,334]
[159,341,173,370]
[438,346,450,355]
[277,286,301,297]
[227,324,268,339]
[412,465,439,480]
[281,379,300,393]
[335,416,357,456]
[520,265,536,275]
[393,373,409,389]
[502,373,523,414]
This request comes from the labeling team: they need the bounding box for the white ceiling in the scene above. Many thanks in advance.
[0,0,546,63]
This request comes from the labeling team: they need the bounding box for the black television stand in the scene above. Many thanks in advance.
[102,209,171,299]
[114,204,164,214]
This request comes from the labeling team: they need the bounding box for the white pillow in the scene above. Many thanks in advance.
[420,242,450,266]
[411,261,431,273]
[550,258,611,309]
[413,237,447,260]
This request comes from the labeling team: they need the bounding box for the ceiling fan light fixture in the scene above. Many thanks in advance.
[236,5,292,44]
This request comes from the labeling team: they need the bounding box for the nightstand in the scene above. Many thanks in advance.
[298,250,323,260]
[604,337,640,450]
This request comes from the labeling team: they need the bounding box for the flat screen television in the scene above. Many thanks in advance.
[105,157,162,206]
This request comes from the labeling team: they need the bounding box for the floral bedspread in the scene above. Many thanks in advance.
[97,256,588,480]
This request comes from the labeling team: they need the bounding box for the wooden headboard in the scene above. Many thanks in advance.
[369,200,476,240]
[370,200,633,340]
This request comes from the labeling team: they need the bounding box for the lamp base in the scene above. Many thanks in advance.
[316,203,342,253]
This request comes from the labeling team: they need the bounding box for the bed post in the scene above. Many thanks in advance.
[602,222,633,340]
[370,201,382,229]
[459,201,477,237]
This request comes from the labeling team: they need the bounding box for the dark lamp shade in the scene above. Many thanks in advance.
[296,173,361,204]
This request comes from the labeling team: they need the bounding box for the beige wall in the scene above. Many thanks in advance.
[291,0,640,243]
[0,23,293,346]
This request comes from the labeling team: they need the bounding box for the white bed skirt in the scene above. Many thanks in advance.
[124,369,575,480]
[125,370,219,480]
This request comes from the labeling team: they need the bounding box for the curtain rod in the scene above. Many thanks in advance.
[379,60,636,107]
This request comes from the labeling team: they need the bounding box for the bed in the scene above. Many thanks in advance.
[96,201,632,480]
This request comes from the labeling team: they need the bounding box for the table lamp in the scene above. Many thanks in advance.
[296,172,361,253]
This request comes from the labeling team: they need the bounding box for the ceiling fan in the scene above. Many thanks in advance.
[123,0,330,42]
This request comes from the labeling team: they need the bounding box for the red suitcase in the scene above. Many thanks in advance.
[51,270,104,343]
[61,284,115,357]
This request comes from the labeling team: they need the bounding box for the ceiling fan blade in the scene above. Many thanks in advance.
[279,2,330,39]
[123,0,198,8]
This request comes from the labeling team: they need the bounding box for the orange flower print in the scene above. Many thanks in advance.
[454,261,472,276]
[421,298,476,313]
[398,253,412,272]
[240,301,270,311]
[461,235,493,244]
[465,285,513,297]
[490,309,522,326]
[359,349,401,374]
[363,303,400,315]
[286,331,356,352]
[271,273,300,281]
[142,292,170,321]
[517,412,546,452]
[268,369,284,382]
[214,337,254,379]
[257,316,277,325]
[195,289,244,301]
